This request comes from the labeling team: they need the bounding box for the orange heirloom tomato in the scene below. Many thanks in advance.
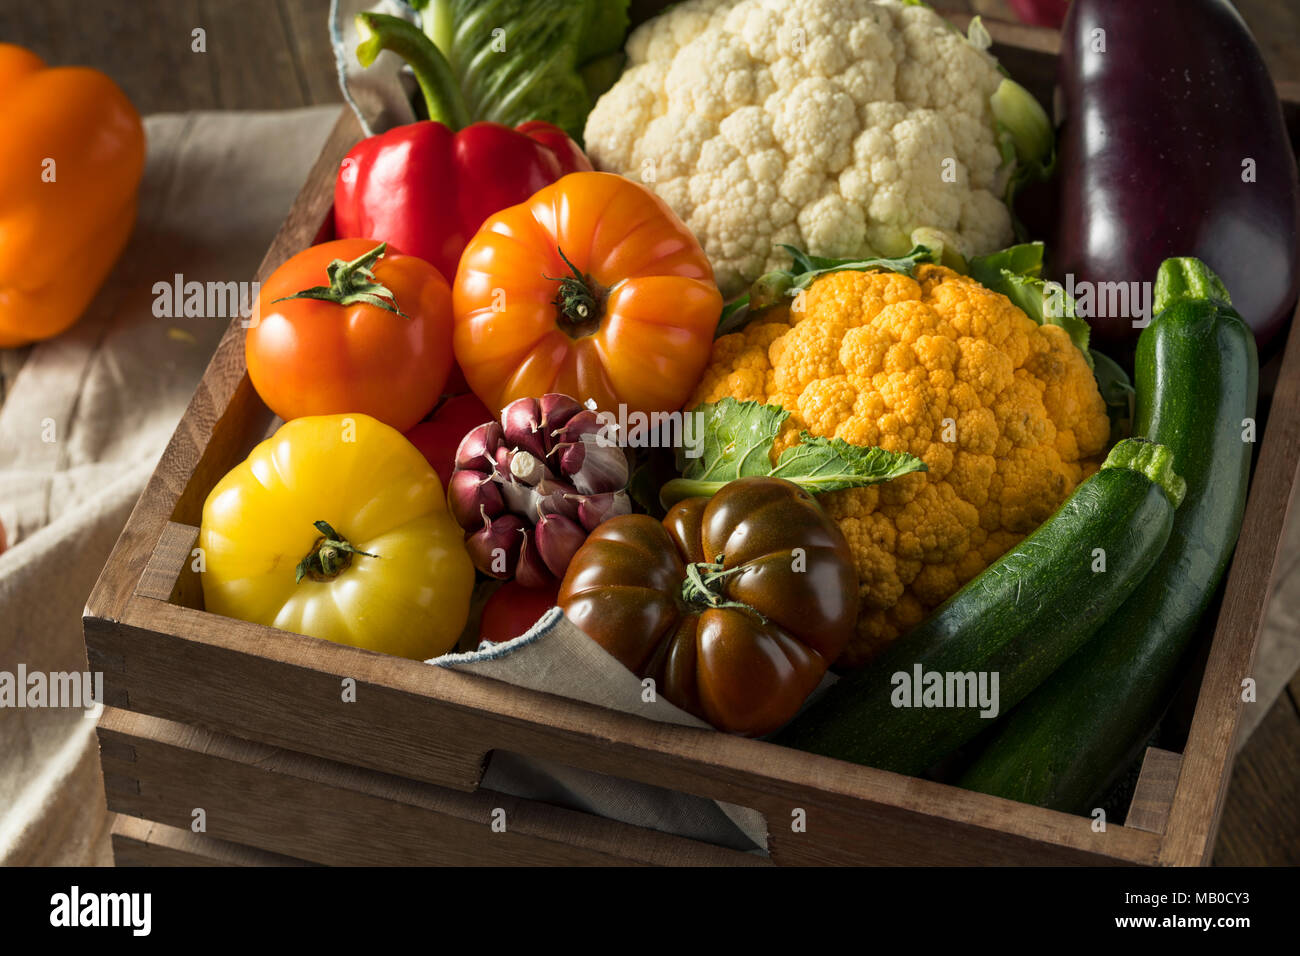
[452,171,722,415]
[247,239,453,433]
[0,44,145,346]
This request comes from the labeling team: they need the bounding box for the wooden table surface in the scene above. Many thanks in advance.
[4,0,1296,866]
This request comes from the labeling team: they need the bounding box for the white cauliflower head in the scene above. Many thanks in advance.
[584,0,1017,298]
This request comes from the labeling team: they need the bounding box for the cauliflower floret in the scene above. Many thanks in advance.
[585,0,1015,297]
[691,265,1111,667]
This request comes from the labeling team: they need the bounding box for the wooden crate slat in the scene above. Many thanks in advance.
[84,108,358,626]
[1124,748,1183,834]
[98,709,765,867]
[111,814,315,867]
[134,521,200,602]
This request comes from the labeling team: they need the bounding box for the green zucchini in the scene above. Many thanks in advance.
[773,438,1185,776]
[959,258,1258,812]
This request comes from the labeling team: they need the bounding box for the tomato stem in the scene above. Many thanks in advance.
[272,242,409,317]
[546,247,605,338]
[680,553,766,621]
[296,520,379,583]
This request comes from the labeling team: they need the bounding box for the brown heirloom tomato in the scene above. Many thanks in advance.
[558,477,858,736]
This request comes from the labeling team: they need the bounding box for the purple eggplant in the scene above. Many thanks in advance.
[1053,0,1299,356]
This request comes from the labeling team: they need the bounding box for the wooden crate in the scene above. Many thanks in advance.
[110,815,314,868]
[83,21,1300,866]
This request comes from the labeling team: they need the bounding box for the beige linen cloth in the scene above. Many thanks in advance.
[0,108,339,864]
[2,103,1299,865]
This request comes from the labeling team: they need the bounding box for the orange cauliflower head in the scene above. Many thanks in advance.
[690,264,1111,668]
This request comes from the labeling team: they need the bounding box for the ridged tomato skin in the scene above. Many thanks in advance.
[200,413,473,660]
[452,172,722,416]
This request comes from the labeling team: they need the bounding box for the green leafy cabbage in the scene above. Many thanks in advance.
[410,0,628,142]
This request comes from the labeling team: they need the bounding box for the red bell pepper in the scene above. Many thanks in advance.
[334,14,592,283]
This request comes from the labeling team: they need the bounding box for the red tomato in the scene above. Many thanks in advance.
[479,580,559,645]
[246,239,453,433]
[405,393,493,488]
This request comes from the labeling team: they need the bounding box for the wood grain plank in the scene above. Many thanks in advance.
[1238,0,1300,90]
[1124,749,1183,834]
[0,0,339,120]
[111,814,315,867]
[134,522,200,602]
[99,708,765,867]
[971,0,1020,21]
[278,0,344,106]
[0,0,214,114]
[197,0,304,109]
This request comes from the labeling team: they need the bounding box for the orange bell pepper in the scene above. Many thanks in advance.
[0,44,145,346]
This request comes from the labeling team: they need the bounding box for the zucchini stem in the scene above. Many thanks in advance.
[1153,257,1233,313]
[659,478,725,509]
[1102,438,1187,508]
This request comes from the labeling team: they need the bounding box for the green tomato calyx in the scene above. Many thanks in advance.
[680,553,766,622]
[296,520,379,583]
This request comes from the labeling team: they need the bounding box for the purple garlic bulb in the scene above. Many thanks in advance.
[448,393,632,586]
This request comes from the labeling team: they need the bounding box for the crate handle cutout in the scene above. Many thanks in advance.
[482,749,768,856]
[97,708,767,867]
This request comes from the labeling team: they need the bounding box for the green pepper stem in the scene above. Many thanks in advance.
[271,242,408,317]
[354,11,471,131]
[295,520,379,583]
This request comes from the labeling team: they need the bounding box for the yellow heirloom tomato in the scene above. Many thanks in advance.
[199,413,474,660]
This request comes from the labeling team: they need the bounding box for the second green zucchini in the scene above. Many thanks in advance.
[958,258,1258,812]
[773,438,1185,776]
